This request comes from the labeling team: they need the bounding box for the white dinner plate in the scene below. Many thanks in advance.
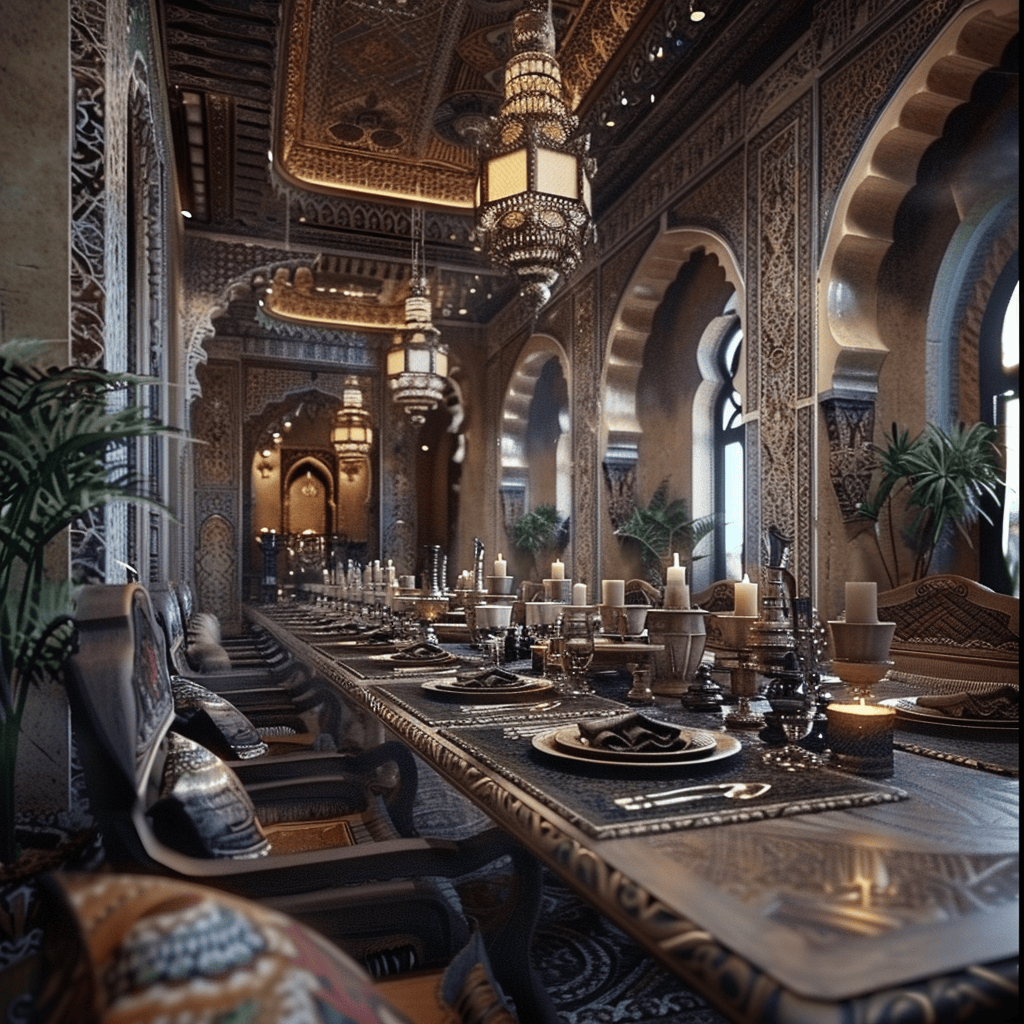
[532,728,741,768]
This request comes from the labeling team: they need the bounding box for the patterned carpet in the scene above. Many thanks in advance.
[413,756,729,1023]
[533,870,730,1024]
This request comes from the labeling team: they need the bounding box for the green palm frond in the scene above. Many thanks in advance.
[511,505,568,554]
[615,480,718,567]
[855,420,1004,583]
[1,339,179,843]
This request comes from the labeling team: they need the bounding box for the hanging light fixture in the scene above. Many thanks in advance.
[386,208,449,424]
[332,375,374,479]
[475,0,594,316]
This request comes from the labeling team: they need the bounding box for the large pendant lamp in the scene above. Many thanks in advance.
[475,0,594,316]
[331,375,373,479]
[386,208,449,424]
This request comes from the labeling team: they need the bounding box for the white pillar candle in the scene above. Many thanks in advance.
[573,582,588,605]
[494,553,507,576]
[734,575,758,617]
[551,559,565,580]
[602,579,625,606]
[665,553,686,586]
[845,582,878,624]
[664,582,690,609]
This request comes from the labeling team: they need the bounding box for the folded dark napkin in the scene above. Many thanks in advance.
[392,642,449,661]
[357,627,397,643]
[453,668,530,689]
[577,712,695,753]
[916,685,1018,720]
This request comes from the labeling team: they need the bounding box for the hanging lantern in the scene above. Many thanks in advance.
[475,0,594,316]
[387,209,449,424]
[332,376,373,479]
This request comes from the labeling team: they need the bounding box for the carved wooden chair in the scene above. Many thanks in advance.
[174,579,290,669]
[68,583,554,1023]
[692,579,737,613]
[876,574,1019,691]
[149,585,342,751]
[624,579,661,605]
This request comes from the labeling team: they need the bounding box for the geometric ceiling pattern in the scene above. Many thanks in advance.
[161,0,783,327]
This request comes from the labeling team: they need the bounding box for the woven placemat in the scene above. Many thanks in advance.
[440,713,907,840]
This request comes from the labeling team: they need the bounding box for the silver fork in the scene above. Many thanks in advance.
[615,781,772,811]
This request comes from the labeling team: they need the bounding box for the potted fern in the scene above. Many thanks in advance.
[615,479,717,587]
[0,339,173,867]
[855,421,1004,587]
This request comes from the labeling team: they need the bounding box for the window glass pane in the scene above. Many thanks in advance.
[1002,281,1018,370]
[1002,395,1019,592]
[723,440,744,579]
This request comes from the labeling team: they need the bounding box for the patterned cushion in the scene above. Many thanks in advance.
[148,733,270,859]
[169,676,269,760]
[47,872,415,1024]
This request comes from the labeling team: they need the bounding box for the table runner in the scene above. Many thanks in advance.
[439,706,906,840]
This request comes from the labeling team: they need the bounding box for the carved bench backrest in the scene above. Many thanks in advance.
[877,575,1019,685]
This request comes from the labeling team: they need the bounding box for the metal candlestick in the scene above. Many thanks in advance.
[713,614,763,728]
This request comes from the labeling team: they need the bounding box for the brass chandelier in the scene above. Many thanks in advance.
[331,375,373,479]
[386,208,449,424]
[475,0,594,316]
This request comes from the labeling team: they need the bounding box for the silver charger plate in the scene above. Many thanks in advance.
[422,677,555,702]
[372,650,459,667]
[532,728,741,768]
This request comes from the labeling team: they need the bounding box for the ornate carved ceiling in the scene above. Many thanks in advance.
[160,0,777,327]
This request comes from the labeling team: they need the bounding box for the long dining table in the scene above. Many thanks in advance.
[246,602,1019,1024]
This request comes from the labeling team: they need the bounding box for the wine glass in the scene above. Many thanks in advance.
[556,609,596,696]
[761,710,829,771]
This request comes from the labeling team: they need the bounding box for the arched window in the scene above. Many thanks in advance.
[713,320,744,581]
[979,258,1019,595]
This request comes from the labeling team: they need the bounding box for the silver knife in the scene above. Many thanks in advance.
[615,781,771,811]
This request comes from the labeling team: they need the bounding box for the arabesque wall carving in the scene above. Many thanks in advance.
[746,92,814,594]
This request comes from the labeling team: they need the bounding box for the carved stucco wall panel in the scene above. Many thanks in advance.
[381,405,419,575]
[745,37,816,135]
[197,513,237,628]
[746,93,814,594]
[70,0,177,585]
[194,364,238,486]
[70,0,109,368]
[182,235,298,401]
[668,151,746,261]
[820,395,877,523]
[599,89,744,256]
[571,274,600,593]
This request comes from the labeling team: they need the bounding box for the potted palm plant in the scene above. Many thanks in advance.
[855,421,1004,587]
[510,504,569,580]
[0,339,173,867]
[615,479,717,587]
